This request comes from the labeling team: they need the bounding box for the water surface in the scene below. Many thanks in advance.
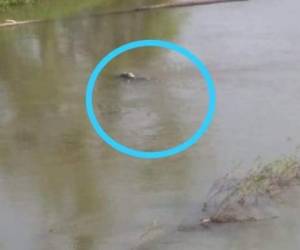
[0,0,300,249]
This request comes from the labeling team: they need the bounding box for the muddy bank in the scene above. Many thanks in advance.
[101,0,249,15]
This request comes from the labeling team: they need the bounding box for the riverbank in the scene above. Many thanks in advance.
[0,0,35,10]
[0,0,110,21]
[0,0,247,28]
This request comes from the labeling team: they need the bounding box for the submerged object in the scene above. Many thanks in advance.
[118,72,149,81]
[119,72,136,80]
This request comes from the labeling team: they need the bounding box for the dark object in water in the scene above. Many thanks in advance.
[119,72,136,80]
[118,72,149,81]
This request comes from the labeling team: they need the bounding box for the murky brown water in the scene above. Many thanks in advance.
[1,0,300,249]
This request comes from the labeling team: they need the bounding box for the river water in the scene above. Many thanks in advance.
[0,0,300,249]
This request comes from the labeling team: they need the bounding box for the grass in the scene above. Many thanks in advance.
[0,0,166,23]
[0,0,113,20]
[0,0,35,9]
[237,156,300,196]
[204,156,300,223]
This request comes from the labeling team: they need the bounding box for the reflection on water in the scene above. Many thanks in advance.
[1,0,300,249]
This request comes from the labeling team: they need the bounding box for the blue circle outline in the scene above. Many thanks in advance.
[85,40,216,159]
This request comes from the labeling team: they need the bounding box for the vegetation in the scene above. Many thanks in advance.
[0,0,35,9]
[0,0,166,23]
[203,156,300,223]
[0,0,108,18]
